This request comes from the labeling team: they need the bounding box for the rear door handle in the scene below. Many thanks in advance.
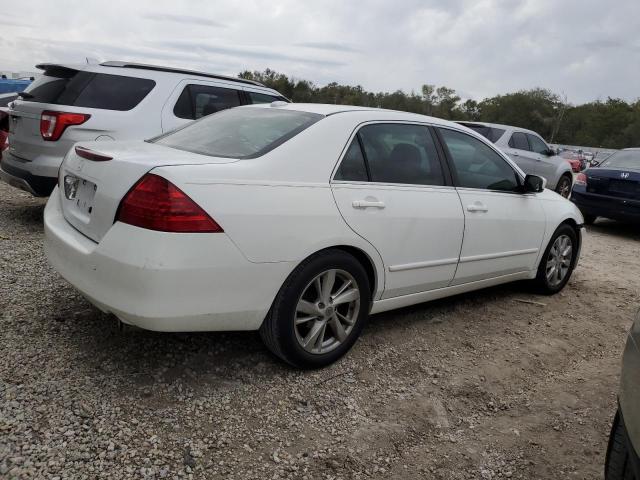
[467,202,488,213]
[352,200,385,209]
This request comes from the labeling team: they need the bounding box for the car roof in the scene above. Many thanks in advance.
[458,120,541,136]
[35,61,267,88]
[243,102,462,127]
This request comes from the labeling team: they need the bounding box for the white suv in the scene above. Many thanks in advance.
[0,61,287,196]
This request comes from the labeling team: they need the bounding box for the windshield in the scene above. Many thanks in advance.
[600,150,640,170]
[153,107,323,159]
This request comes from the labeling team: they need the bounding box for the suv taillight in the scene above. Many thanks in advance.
[575,173,588,186]
[40,111,90,141]
[116,174,223,233]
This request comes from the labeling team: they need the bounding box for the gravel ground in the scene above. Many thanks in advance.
[1,181,639,480]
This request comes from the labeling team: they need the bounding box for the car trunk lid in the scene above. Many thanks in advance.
[586,168,640,200]
[58,141,238,242]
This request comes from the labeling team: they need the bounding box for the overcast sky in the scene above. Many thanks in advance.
[1,0,638,104]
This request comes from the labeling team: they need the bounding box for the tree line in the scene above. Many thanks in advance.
[239,69,640,149]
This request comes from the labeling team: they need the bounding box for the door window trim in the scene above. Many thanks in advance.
[433,125,527,195]
[330,120,455,188]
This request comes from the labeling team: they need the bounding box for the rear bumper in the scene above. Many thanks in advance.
[571,189,640,221]
[0,152,58,196]
[620,319,640,459]
[44,187,295,332]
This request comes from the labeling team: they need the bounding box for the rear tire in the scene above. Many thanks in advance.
[534,224,578,294]
[555,174,573,198]
[259,249,371,369]
[605,409,638,480]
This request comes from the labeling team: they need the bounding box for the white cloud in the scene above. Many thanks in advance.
[0,0,638,103]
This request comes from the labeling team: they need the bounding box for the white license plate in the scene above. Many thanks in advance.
[65,175,97,216]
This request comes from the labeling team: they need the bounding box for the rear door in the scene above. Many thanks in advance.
[161,80,243,132]
[436,127,546,284]
[331,122,464,299]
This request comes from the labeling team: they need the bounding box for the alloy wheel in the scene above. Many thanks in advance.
[557,177,571,198]
[294,269,360,355]
[545,234,573,287]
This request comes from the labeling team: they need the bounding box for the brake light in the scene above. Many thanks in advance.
[40,111,90,141]
[575,173,588,186]
[116,174,223,233]
[75,146,112,161]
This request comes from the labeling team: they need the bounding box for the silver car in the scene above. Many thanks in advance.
[606,310,640,479]
[0,61,287,196]
[458,122,574,197]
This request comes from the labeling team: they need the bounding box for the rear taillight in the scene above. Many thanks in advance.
[40,111,90,141]
[575,173,587,186]
[116,174,223,233]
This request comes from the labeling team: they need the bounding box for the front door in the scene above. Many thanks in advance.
[436,127,546,285]
[331,123,465,298]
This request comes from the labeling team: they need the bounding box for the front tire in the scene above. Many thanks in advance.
[555,174,573,198]
[534,224,578,294]
[260,249,371,369]
[605,409,638,480]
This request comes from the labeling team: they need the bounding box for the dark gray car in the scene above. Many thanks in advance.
[606,309,640,479]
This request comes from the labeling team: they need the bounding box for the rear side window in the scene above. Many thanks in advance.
[526,134,549,154]
[173,84,242,120]
[22,69,155,111]
[461,124,506,143]
[334,139,368,182]
[358,123,445,186]
[247,91,284,104]
[508,132,530,150]
[153,107,322,159]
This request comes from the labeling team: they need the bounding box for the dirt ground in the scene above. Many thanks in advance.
[1,181,639,479]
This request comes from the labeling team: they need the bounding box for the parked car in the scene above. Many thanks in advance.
[457,122,575,198]
[560,150,586,172]
[605,310,640,479]
[571,148,640,224]
[45,104,584,368]
[0,61,288,196]
[0,94,15,159]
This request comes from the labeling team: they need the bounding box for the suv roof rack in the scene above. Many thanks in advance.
[99,61,265,87]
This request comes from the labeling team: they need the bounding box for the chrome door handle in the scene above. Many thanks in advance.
[352,200,385,209]
[467,203,488,213]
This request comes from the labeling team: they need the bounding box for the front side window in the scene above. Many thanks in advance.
[356,123,445,186]
[527,134,549,154]
[173,84,242,120]
[508,132,530,151]
[439,128,519,192]
[154,107,322,159]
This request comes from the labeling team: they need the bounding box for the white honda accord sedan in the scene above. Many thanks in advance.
[44,103,585,368]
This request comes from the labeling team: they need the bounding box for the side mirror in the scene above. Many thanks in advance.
[545,148,556,156]
[523,174,545,193]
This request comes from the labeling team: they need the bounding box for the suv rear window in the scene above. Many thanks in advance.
[22,68,155,111]
[153,107,322,159]
[459,123,506,143]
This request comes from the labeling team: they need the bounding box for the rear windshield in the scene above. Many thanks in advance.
[152,107,323,159]
[22,67,155,111]
[600,150,640,170]
[460,123,506,143]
